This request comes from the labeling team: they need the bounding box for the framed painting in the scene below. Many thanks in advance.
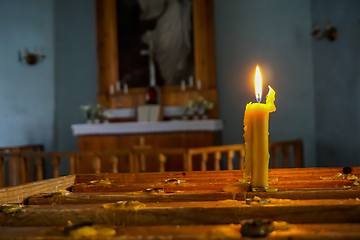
[96,0,218,119]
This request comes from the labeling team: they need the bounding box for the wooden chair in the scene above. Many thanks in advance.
[269,139,304,168]
[187,144,246,171]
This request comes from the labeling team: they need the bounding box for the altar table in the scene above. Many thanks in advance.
[72,120,223,173]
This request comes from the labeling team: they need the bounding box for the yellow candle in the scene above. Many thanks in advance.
[243,66,276,189]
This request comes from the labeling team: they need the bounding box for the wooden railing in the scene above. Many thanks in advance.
[0,144,44,152]
[187,144,245,171]
[0,140,304,187]
[0,144,44,187]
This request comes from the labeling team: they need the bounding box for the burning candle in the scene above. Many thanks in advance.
[243,66,276,190]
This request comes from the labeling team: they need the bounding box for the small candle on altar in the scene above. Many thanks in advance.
[124,83,128,94]
[116,81,121,91]
[181,80,186,92]
[197,79,202,91]
[188,76,194,88]
[109,84,114,95]
[243,66,276,190]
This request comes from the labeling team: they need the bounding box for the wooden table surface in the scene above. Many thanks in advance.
[1,167,360,239]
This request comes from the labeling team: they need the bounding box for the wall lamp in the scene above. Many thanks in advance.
[311,22,338,41]
[18,48,46,65]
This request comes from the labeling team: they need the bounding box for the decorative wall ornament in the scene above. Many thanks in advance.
[311,22,337,41]
[18,48,46,65]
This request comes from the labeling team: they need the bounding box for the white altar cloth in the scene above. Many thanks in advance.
[71,120,223,136]
[106,106,186,119]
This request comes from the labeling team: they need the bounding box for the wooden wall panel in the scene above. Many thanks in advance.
[96,0,119,108]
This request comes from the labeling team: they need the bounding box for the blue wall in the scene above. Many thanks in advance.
[311,0,360,167]
[0,0,55,151]
[0,0,96,177]
[1,0,359,174]
[214,0,317,167]
[54,0,97,175]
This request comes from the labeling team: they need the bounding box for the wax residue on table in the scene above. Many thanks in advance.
[269,198,293,204]
[223,182,249,200]
[103,201,146,210]
[321,173,358,180]
[65,221,116,239]
[208,224,240,239]
[272,221,290,230]
[0,203,23,214]
[42,190,71,199]
[88,178,113,185]
[265,187,278,192]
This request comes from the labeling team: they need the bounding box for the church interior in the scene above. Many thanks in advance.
[0,0,360,239]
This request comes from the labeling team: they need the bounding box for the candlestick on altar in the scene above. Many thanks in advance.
[116,81,121,92]
[197,79,202,91]
[181,80,186,92]
[109,84,114,96]
[188,76,194,88]
[124,83,128,95]
[243,66,276,191]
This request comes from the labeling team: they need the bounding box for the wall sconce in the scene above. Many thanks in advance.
[18,48,46,65]
[311,22,338,41]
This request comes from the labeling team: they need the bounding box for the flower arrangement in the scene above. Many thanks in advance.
[80,105,92,123]
[183,97,213,119]
[80,104,111,123]
[197,97,214,117]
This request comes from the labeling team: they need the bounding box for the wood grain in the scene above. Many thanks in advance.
[69,179,356,193]
[73,167,360,183]
[0,175,75,205]
[1,200,360,226]
[27,188,360,205]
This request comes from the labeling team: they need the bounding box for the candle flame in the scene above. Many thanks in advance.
[255,66,262,102]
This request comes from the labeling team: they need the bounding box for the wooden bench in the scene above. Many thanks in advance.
[0,167,359,239]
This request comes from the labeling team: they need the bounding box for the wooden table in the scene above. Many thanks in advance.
[1,167,360,239]
[72,120,223,173]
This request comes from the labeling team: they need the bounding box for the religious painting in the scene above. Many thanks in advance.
[116,0,194,88]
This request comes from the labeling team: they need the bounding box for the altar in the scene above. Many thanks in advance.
[72,120,223,173]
